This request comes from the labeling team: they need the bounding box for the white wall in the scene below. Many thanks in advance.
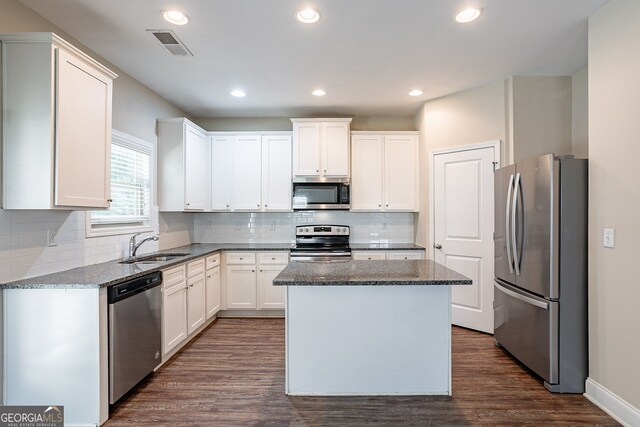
[194,212,415,244]
[572,67,589,158]
[507,76,573,163]
[587,0,640,414]
[413,80,507,247]
[0,0,193,283]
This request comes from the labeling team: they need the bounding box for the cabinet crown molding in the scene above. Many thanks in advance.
[0,32,118,79]
[351,131,419,135]
[290,118,353,123]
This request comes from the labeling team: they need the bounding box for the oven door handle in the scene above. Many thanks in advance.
[291,252,351,257]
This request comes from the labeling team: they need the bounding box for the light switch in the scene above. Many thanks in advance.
[603,228,615,248]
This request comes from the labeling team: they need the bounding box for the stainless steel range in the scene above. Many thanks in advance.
[290,225,351,262]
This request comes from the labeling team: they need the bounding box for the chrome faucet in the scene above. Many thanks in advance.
[128,232,159,258]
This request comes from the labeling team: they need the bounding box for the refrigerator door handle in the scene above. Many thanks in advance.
[495,282,549,310]
[512,172,522,276]
[505,174,515,273]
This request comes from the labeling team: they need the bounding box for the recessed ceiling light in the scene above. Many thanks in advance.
[231,90,246,98]
[296,8,320,24]
[408,89,424,97]
[455,8,482,23]
[312,89,326,97]
[162,10,190,25]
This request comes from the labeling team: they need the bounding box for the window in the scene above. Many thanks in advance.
[87,130,154,237]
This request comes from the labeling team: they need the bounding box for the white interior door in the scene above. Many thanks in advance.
[433,145,496,333]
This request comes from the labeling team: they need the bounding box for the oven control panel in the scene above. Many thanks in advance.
[296,225,350,236]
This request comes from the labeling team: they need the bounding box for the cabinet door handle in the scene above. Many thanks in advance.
[324,169,327,173]
[257,204,260,207]
[271,257,275,260]
[226,204,230,208]
[260,269,263,272]
[207,275,212,279]
[386,204,389,207]
[378,204,381,207]
[252,270,255,273]
[107,199,113,202]
[316,169,319,173]
[368,257,372,260]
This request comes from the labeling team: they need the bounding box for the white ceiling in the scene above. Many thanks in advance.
[21,0,607,118]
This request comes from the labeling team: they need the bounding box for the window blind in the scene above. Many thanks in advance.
[92,143,151,225]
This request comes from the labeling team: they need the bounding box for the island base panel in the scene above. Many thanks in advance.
[285,285,451,395]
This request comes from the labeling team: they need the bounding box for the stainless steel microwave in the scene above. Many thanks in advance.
[292,179,350,210]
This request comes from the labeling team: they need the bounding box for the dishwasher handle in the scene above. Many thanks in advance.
[108,272,163,304]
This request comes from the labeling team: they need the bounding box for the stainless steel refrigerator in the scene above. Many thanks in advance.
[494,154,587,393]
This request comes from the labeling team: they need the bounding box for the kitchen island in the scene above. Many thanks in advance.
[273,259,471,396]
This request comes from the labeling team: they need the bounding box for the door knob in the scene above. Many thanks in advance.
[434,243,442,249]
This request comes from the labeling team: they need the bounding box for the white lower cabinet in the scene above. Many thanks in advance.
[163,281,187,356]
[226,264,258,309]
[186,259,206,334]
[186,274,206,334]
[205,254,222,319]
[257,252,288,309]
[352,250,425,260]
[224,251,288,311]
[162,256,215,358]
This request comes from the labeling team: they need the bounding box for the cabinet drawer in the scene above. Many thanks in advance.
[258,252,289,265]
[352,251,386,261]
[163,264,186,288]
[187,258,205,278]
[226,252,256,264]
[387,251,424,260]
[206,253,221,269]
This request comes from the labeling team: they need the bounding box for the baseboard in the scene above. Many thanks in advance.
[218,309,285,318]
[584,378,640,427]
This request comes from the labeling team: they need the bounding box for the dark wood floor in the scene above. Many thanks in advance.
[106,318,617,426]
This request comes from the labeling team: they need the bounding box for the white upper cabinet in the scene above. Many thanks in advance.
[384,135,419,211]
[157,118,211,211]
[1,33,117,209]
[291,118,351,178]
[209,133,292,212]
[292,122,321,176]
[231,136,263,211]
[262,135,292,211]
[351,135,384,210]
[350,132,419,212]
[184,126,210,210]
[210,136,232,211]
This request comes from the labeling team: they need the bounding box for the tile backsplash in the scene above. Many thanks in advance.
[0,209,414,283]
[0,209,192,283]
[193,211,415,244]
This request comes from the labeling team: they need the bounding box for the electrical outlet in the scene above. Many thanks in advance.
[234,222,241,231]
[381,221,388,231]
[270,221,276,231]
[603,228,615,248]
[207,220,213,231]
[47,229,58,247]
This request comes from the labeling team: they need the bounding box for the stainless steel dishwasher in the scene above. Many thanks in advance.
[108,272,162,404]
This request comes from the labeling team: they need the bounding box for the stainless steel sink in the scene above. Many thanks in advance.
[119,253,189,264]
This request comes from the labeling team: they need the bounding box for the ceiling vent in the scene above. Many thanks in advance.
[147,29,193,56]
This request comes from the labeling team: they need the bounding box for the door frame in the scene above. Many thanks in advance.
[428,140,501,259]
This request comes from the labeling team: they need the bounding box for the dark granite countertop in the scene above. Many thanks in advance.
[349,243,425,251]
[273,259,471,286]
[1,243,294,290]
